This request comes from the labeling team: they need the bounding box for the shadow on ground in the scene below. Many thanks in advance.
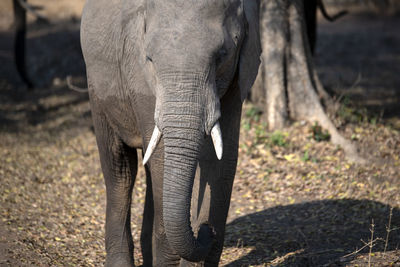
[225,199,400,266]
[0,85,90,134]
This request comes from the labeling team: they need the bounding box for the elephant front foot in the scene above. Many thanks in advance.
[105,252,134,267]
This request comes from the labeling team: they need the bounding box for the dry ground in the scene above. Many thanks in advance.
[1,1,400,266]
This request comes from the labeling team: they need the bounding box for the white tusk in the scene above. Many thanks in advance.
[143,126,162,165]
[211,122,223,160]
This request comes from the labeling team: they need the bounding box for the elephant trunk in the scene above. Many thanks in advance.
[161,95,215,262]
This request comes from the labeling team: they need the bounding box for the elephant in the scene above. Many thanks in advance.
[80,0,260,266]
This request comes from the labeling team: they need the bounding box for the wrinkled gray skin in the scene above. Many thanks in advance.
[81,0,260,266]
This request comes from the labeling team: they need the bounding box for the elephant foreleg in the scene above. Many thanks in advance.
[91,110,138,267]
[145,141,181,266]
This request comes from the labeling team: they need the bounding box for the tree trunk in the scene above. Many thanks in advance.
[13,0,33,89]
[251,0,363,163]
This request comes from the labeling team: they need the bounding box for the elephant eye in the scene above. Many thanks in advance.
[146,55,153,62]
[215,49,227,65]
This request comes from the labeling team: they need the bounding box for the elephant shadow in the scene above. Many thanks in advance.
[224,199,400,266]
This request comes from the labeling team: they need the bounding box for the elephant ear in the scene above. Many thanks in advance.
[239,0,261,102]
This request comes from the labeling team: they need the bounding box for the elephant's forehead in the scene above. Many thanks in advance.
[148,0,223,9]
[146,0,243,39]
[147,0,239,18]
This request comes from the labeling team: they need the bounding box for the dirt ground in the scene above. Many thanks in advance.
[1,1,400,266]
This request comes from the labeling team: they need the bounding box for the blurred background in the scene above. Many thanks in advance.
[0,0,85,89]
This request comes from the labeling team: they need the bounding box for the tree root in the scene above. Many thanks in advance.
[312,67,340,116]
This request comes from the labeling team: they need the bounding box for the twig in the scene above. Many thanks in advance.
[66,76,88,93]
[16,0,49,23]
[342,237,383,258]
[300,249,338,257]
[343,242,370,258]
[235,238,244,248]
[368,219,375,267]
[384,207,393,256]
[378,109,385,124]
[334,72,362,106]
[296,227,310,248]
[269,249,305,265]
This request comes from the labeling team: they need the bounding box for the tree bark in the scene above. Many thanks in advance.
[251,0,363,163]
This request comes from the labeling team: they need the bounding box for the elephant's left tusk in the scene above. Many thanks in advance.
[143,126,162,165]
[211,122,223,160]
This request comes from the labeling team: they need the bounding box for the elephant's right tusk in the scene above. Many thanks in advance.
[143,126,162,165]
[211,122,223,160]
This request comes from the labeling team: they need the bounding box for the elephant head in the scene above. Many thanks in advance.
[141,0,260,262]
